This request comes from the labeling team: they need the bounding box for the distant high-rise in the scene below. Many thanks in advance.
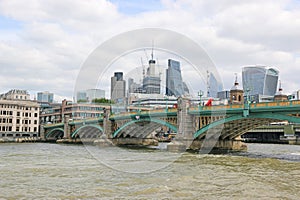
[128,78,143,94]
[86,89,105,101]
[242,66,279,96]
[208,72,223,98]
[76,91,87,102]
[143,53,161,94]
[166,59,184,96]
[37,91,54,103]
[111,72,126,103]
[76,89,105,103]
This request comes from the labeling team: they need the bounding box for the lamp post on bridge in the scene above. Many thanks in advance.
[198,90,204,111]
[243,88,251,117]
[138,99,141,113]
[164,95,169,112]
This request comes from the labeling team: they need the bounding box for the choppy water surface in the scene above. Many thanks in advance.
[0,143,300,199]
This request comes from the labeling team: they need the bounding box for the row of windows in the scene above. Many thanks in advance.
[72,113,101,118]
[0,126,37,132]
[14,95,28,100]
[0,118,13,123]
[0,111,13,115]
[2,133,38,137]
[0,118,37,125]
[0,104,38,111]
[64,106,103,112]
[0,110,38,117]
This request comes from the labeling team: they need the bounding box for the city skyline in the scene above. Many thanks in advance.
[1,1,300,101]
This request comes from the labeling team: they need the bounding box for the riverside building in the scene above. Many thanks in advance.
[40,99,107,124]
[0,89,40,137]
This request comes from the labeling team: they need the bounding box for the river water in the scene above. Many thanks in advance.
[0,143,300,199]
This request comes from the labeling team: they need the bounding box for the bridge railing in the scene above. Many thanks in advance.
[251,100,300,108]
[189,104,244,112]
[110,108,178,119]
[189,100,300,112]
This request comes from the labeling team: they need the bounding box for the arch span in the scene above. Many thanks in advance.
[113,118,177,138]
[71,124,104,138]
[194,113,300,139]
[46,128,64,139]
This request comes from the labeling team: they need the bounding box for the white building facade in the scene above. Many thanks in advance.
[0,89,40,137]
[0,99,40,137]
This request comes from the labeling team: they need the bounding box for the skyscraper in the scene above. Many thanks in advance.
[166,59,184,96]
[37,91,54,103]
[111,72,126,103]
[208,72,223,98]
[242,66,279,96]
[86,89,105,101]
[143,54,161,94]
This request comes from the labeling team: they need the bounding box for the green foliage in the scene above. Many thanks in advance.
[77,99,88,103]
[92,98,114,104]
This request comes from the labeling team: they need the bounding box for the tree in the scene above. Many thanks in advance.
[77,99,88,103]
[92,98,114,104]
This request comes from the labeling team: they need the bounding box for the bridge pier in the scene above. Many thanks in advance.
[103,108,113,138]
[112,138,158,146]
[167,97,194,152]
[39,125,46,141]
[189,138,247,152]
[63,115,71,139]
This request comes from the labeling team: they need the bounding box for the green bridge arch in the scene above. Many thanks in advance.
[113,118,178,138]
[46,128,64,138]
[71,124,104,138]
[194,113,300,139]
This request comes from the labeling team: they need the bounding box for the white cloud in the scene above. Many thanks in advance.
[0,0,299,100]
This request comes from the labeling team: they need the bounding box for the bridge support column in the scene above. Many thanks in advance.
[63,115,71,139]
[167,97,194,152]
[39,125,46,141]
[189,138,247,152]
[103,108,113,138]
[281,125,298,144]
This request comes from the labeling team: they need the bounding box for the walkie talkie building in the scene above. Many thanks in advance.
[242,66,279,96]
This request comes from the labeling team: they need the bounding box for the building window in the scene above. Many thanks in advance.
[34,120,37,124]
[9,119,12,123]
[34,113,38,117]
[34,127,37,132]
[17,112,20,116]
[16,127,19,132]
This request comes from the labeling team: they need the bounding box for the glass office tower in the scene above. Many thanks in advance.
[242,66,279,96]
[166,59,184,96]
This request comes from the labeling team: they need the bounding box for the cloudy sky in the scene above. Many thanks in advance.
[1,0,300,101]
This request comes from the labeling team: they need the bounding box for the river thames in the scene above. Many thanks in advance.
[1,143,300,199]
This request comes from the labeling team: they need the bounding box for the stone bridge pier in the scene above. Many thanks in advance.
[167,97,195,152]
[63,115,71,139]
[167,97,247,152]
